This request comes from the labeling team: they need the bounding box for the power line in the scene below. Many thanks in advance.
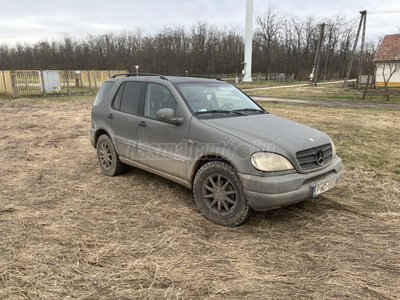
[323,15,360,37]
[368,9,400,14]
[324,9,399,29]
[332,15,361,27]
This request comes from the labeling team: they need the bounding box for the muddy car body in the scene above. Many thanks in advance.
[90,74,343,226]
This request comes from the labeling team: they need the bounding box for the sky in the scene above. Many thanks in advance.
[0,0,399,46]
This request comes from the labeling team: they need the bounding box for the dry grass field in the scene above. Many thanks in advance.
[243,83,400,104]
[0,97,399,299]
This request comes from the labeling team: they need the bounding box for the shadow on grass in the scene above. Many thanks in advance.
[121,166,358,228]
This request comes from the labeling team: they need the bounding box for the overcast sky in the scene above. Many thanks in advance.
[0,0,399,46]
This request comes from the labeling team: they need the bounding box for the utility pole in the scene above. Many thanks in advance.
[310,23,325,86]
[343,10,367,88]
[357,11,367,89]
[243,0,254,82]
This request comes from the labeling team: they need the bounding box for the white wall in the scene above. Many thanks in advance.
[375,63,400,87]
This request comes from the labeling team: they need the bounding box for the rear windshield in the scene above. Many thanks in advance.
[93,81,114,106]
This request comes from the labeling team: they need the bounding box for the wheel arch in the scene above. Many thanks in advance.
[190,154,238,185]
[94,129,110,148]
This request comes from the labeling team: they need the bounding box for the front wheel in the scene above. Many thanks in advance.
[193,161,251,227]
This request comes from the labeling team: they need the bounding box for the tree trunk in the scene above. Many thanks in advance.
[384,81,390,101]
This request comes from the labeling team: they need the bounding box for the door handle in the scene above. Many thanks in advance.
[138,121,147,127]
[107,113,113,119]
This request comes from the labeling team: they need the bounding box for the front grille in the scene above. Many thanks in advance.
[296,143,332,171]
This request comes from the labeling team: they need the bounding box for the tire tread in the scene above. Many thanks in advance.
[193,161,251,227]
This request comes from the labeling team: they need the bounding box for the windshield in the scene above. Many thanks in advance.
[175,82,264,117]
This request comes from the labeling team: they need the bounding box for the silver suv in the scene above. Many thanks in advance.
[90,74,343,226]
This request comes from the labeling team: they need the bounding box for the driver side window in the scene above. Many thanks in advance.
[144,83,177,119]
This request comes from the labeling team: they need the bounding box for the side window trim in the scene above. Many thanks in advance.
[137,82,147,116]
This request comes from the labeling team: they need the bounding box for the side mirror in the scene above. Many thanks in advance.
[156,108,183,125]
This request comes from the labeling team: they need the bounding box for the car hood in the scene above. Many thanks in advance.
[200,113,330,154]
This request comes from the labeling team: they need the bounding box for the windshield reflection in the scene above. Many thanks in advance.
[176,82,264,116]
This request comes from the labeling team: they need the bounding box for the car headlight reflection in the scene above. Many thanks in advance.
[330,138,337,158]
[251,152,294,172]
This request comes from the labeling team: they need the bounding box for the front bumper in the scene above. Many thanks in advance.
[239,156,343,211]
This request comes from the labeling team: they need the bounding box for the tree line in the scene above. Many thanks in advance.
[0,7,367,80]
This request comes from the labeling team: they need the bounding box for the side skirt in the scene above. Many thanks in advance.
[120,157,192,189]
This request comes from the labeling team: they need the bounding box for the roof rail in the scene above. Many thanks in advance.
[111,73,168,80]
[172,75,223,81]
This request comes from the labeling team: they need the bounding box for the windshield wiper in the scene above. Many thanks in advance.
[233,108,266,113]
[195,110,245,115]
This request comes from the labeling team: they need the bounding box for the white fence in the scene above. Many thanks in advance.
[0,70,127,97]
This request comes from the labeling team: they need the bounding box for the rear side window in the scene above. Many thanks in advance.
[120,82,142,114]
[93,81,114,106]
[113,84,125,110]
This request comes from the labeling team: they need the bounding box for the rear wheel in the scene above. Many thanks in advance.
[96,134,126,176]
[193,161,251,227]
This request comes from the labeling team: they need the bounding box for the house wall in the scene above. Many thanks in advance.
[375,63,400,87]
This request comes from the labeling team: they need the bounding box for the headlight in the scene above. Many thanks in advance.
[251,152,294,172]
[330,138,337,158]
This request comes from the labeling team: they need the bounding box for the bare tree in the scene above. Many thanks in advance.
[0,12,360,80]
[320,16,343,80]
[255,6,284,75]
[338,24,356,77]
[362,40,380,100]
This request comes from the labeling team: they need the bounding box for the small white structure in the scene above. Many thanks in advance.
[39,71,61,93]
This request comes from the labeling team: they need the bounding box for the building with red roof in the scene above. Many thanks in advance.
[374,34,400,87]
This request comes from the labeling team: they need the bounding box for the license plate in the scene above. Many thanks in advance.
[313,178,336,197]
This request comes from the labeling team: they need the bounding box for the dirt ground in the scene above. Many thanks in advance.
[0,98,399,299]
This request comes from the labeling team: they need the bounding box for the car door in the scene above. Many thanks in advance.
[136,82,189,178]
[110,81,143,160]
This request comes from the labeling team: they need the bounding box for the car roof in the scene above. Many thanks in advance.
[108,73,227,85]
[164,76,225,84]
